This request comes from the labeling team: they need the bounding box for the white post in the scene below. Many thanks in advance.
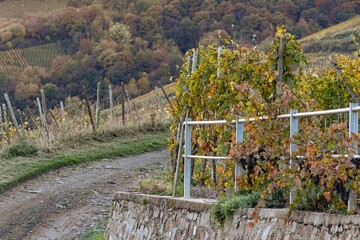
[187,56,191,75]
[184,118,192,198]
[235,120,245,191]
[37,97,50,139]
[95,82,101,128]
[348,103,358,212]
[60,101,65,122]
[217,46,222,78]
[4,93,22,139]
[109,85,114,128]
[289,109,299,204]
[191,50,197,74]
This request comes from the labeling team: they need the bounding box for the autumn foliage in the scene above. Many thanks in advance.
[170,27,360,213]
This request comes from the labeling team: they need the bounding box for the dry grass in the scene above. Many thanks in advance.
[300,15,360,43]
[300,15,360,53]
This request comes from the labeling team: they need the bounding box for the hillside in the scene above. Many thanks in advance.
[300,15,360,53]
[298,15,360,67]
[0,0,67,18]
[0,0,357,110]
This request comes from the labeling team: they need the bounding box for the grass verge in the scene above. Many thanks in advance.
[79,218,108,240]
[0,125,169,194]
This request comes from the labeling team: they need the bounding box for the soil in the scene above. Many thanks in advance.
[0,149,171,240]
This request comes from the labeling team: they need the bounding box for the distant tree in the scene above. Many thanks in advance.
[126,78,139,97]
[1,31,12,43]
[14,67,45,103]
[109,23,132,43]
[79,39,94,55]
[166,17,200,53]
[21,14,44,39]
[43,83,61,108]
[137,72,150,94]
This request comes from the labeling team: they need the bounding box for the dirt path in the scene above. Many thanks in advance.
[0,150,171,240]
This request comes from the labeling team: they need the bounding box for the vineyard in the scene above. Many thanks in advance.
[306,51,358,69]
[300,15,360,53]
[0,81,171,150]
[0,0,67,19]
[0,43,62,73]
[169,27,360,222]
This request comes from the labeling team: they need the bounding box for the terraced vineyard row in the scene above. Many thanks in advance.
[0,0,67,19]
[0,43,62,73]
[0,48,28,73]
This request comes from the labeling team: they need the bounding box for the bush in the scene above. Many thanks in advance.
[211,192,260,225]
[3,140,38,157]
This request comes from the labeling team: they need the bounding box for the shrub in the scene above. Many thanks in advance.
[211,192,260,225]
[3,140,38,157]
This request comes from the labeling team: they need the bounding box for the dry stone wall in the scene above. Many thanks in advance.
[105,192,360,240]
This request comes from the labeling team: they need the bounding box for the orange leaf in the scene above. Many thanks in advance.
[324,191,331,202]
[253,215,260,223]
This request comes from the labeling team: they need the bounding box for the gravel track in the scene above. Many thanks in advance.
[0,150,171,240]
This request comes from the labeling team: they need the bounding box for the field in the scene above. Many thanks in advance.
[300,15,360,54]
[0,42,62,73]
[0,0,67,19]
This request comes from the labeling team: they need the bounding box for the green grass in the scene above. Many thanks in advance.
[80,218,108,240]
[0,125,169,194]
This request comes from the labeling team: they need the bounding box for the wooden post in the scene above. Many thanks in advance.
[40,88,47,124]
[60,101,65,122]
[2,103,10,144]
[172,113,187,197]
[84,87,96,132]
[49,110,59,128]
[0,105,4,146]
[121,82,125,126]
[276,35,285,98]
[36,97,50,139]
[95,82,101,128]
[158,82,171,108]
[109,85,114,128]
[4,93,22,140]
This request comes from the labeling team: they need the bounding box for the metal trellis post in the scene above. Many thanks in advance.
[348,103,358,212]
[235,120,245,191]
[290,109,299,204]
[184,118,192,198]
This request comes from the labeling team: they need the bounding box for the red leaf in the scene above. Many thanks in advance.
[248,221,254,229]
